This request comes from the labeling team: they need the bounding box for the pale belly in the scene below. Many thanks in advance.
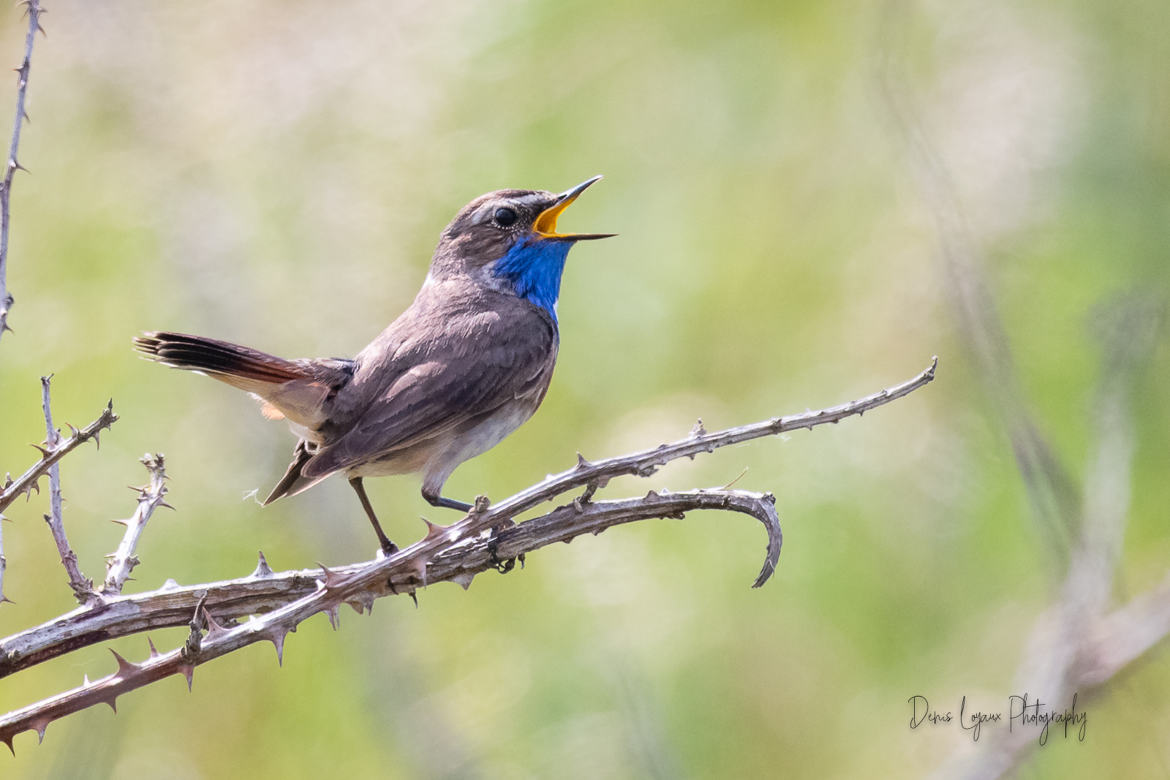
[345,399,538,493]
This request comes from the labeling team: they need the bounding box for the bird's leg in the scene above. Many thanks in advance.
[349,477,398,555]
[421,487,472,513]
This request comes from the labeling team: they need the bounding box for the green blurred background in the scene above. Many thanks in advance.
[1,0,1167,777]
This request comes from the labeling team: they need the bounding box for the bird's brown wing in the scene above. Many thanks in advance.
[298,309,557,482]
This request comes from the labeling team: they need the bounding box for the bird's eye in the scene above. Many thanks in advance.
[493,207,518,227]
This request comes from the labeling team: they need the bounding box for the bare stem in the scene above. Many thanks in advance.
[39,377,98,606]
[1,487,778,677]
[0,399,118,515]
[0,0,44,341]
[0,360,935,746]
[101,454,170,596]
[0,488,778,749]
[457,356,938,543]
[0,518,8,606]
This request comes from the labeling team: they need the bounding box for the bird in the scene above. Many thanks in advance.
[134,176,613,554]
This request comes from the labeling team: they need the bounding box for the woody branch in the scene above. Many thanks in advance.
[0,360,935,749]
[101,454,170,596]
[0,0,43,341]
[40,376,99,606]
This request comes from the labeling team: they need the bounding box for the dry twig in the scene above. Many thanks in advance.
[0,0,44,341]
[40,376,98,605]
[101,454,171,596]
[0,359,937,751]
[0,392,115,609]
[0,399,118,515]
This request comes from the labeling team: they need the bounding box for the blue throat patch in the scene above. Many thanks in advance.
[492,236,573,321]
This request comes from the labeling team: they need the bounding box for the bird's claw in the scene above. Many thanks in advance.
[486,523,523,573]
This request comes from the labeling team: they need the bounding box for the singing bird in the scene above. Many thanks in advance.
[135,176,613,554]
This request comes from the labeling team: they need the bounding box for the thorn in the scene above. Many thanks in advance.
[158,501,176,511]
[178,664,194,691]
[104,696,118,713]
[315,562,345,590]
[10,159,27,173]
[109,649,138,676]
[251,550,273,578]
[110,517,129,526]
[202,608,229,639]
[346,592,374,614]
[268,628,287,666]
[645,489,660,500]
[29,442,51,457]
[32,718,48,744]
[408,590,419,608]
[160,577,179,590]
[83,673,90,686]
[452,572,475,590]
[325,605,340,630]
[147,637,159,658]
[690,418,707,437]
[65,423,79,438]
[2,735,13,755]
[575,452,591,469]
[421,517,450,542]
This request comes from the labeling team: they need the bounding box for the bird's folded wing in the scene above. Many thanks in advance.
[301,324,555,480]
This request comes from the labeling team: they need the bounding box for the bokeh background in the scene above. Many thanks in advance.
[1,0,1168,777]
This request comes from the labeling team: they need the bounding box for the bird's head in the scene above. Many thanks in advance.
[430,176,614,320]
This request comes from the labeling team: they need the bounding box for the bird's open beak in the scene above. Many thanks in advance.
[533,175,616,241]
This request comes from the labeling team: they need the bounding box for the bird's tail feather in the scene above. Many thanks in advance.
[133,331,306,385]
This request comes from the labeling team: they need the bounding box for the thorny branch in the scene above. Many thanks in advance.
[0,488,781,743]
[0,515,7,607]
[101,454,170,596]
[0,360,936,750]
[40,376,98,605]
[0,0,44,341]
[0,399,118,514]
[0,392,115,607]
